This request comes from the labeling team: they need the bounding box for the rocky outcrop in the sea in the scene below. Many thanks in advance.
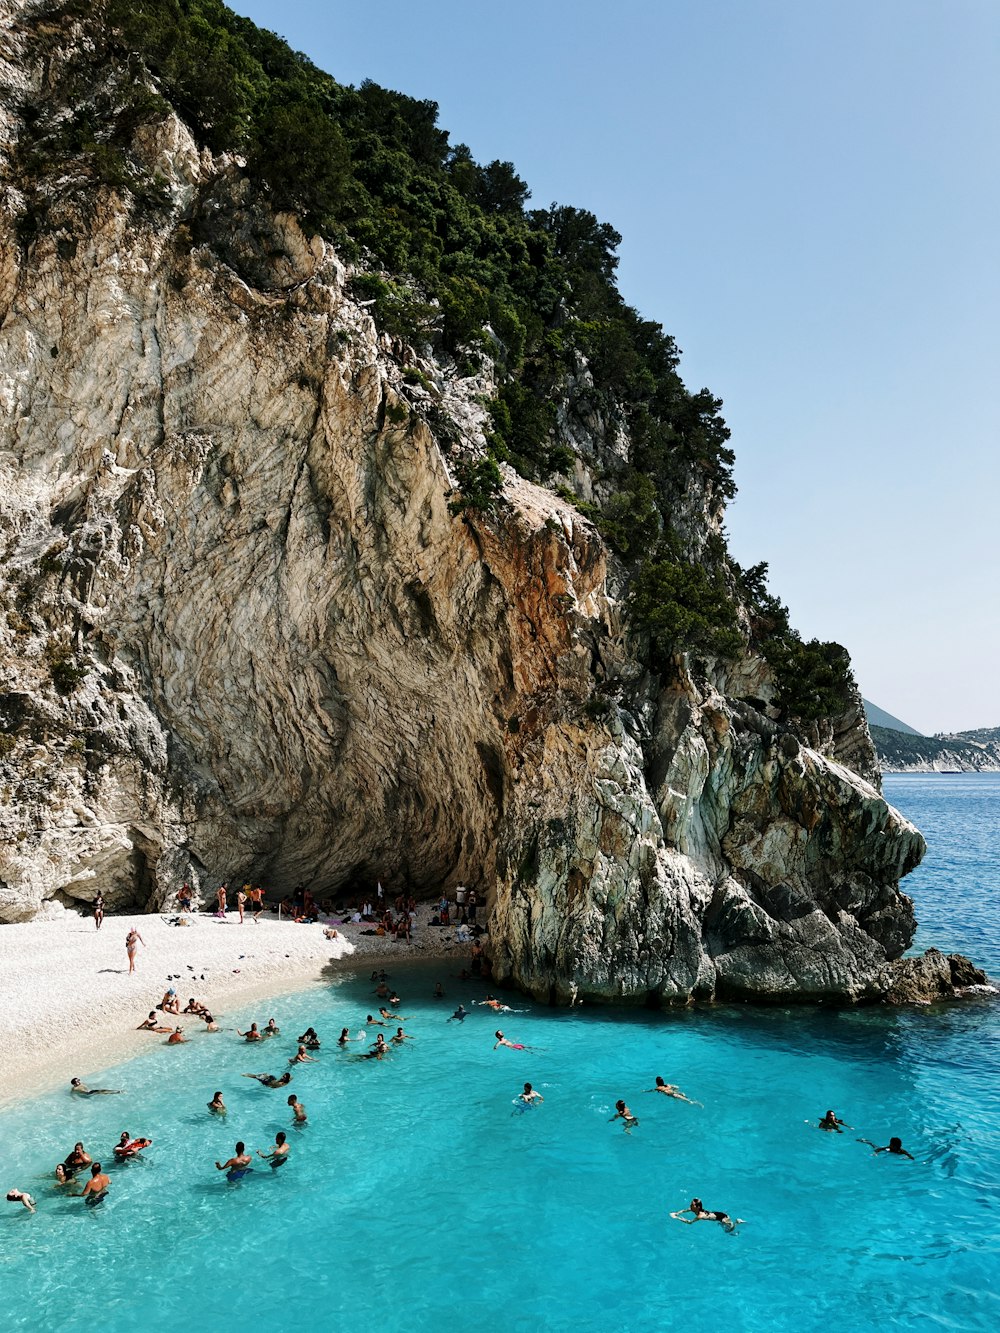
[0,2,973,1005]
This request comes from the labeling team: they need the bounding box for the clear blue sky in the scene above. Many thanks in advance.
[234,0,999,734]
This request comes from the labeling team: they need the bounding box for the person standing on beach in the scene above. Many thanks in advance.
[93,892,104,931]
[249,885,264,922]
[125,926,144,974]
[216,885,228,917]
[236,887,247,923]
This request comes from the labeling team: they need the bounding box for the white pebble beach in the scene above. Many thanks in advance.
[0,904,480,1107]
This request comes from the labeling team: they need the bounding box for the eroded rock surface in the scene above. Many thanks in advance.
[0,7,962,1004]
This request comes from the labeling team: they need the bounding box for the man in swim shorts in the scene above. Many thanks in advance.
[6,1189,35,1212]
[80,1163,111,1206]
[494,1030,526,1050]
[70,1078,123,1095]
[258,1132,289,1169]
[287,1095,307,1124]
[670,1199,744,1233]
[215,1142,252,1181]
[392,1027,414,1044]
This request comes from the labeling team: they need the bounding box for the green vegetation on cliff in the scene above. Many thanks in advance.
[19,0,855,726]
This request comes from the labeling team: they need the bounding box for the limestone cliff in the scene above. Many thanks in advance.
[1,0,968,1003]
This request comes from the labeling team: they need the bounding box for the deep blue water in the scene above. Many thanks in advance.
[0,774,997,1332]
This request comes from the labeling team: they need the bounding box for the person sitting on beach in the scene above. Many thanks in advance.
[137,1012,171,1033]
[183,998,207,1016]
[297,1028,321,1048]
[859,1136,915,1159]
[208,1091,227,1115]
[392,1027,414,1044]
[63,1143,92,1174]
[671,1199,744,1233]
[609,1099,639,1132]
[819,1110,851,1132]
[448,1005,467,1022]
[167,1027,187,1044]
[70,1077,123,1095]
[288,1045,317,1064]
[215,1142,252,1182]
[160,989,181,1015]
[287,1095,307,1123]
[79,1163,111,1206]
[237,1023,262,1042]
[176,884,193,912]
[494,1030,526,1051]
[519,1082,544,1105]
[643,1076,702,1106]
[258,1132,289,1169]
[263,1018,280,1038]
[243,1072,292,1088]
[6,1189,35,1213]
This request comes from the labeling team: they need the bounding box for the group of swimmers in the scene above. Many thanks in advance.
[7,966,919,1225]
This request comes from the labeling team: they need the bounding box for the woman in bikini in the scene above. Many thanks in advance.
[670,1198,744,1233]
[125,927,144,974]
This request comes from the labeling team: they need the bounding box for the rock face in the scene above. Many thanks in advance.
[0,4,960,1003]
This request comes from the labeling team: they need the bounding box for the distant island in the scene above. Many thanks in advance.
[863,700,1000,773]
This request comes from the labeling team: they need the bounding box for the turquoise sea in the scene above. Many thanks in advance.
[1,773,998,1332]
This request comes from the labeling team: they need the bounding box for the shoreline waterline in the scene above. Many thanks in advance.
[0,907,475,1108]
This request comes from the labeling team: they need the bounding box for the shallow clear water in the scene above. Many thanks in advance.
[1,775,998,1332]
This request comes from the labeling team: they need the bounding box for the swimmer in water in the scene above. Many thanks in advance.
[258,1132,289,1169]
[433,982,444,998]
[858,1136,915,1159]
[80,1163,111,1206]
[287,1094,307,1124]
[70,1078,123,1096]
[242,1072,292,1088]
[643,1076,702,1106]
[609,1099,639,1133]
[519,1082,544,1105]
[54,1165,73,1187]
[448,1005,466,1023]
[237,1023,262,1042]
[215,1142,252,1181]
[207,1091,227,1115]
[391,1027,414,1044]
[297,1028,321,1049]
[819,1110,852,1132]
[494,1030,526,1051]
[6,1189,35,1213]
[671,1198,744,1233]
[263,1018,280,1038]
[63,1143,92,1174]
[337,1028,351,1046]
[365,1014,385,1027]
[388,994,402,1007]
[167,1027,187,1044]
[114,1135,151,1160]
[288,1045,318,1064]
[479,995,512,1012]
[378,1007,405,1022]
